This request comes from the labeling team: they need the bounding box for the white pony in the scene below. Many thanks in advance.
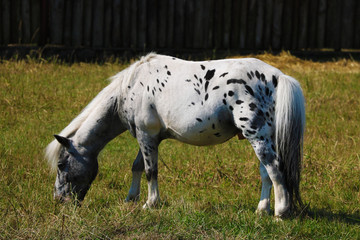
[45,53,305,217]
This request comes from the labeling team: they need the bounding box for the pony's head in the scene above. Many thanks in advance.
[51,135,98,204]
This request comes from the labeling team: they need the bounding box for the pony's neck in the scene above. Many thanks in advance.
[73,96,126,157]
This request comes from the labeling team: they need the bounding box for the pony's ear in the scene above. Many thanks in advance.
[54,135,71,149]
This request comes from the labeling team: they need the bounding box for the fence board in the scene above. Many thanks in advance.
[1,0,11,44]
[71,0,83,46]
[30,0,41,43]
[11,0,21,43]
[341,0,356,49]
[166,0,174,48]
[64,0,72,46]
[264,0,273,49]
[246,0,256,49]
[326,0,341,50]
[83,0,92,46]
[92,0,104,47]
[223,0,232,49]
[21,0,31,43]
[158,0,167,48]
[138,0,147,49]
[317,0,326,48]
[214,0,224,49]
[255,0,264,49]
[130,0,137,48]
[49,0,64,44]
[298,0,309,49]
[272,0,283,50]
[104,0,112,48]
[174,0,185,49]
[193,0,203,48]
[230,0,240,49]
[355,1,360,49]
[291,0,300,49]
[122,0,131,48]
[184,0,194,48]
[204,0,214,49]
[308,0,318,48]
[239,0,248,49]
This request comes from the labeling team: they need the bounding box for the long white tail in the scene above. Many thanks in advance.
[275,75,305,211]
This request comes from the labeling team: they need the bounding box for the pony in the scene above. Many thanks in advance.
[45,53,305,217]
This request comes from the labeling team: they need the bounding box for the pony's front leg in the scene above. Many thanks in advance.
[126,150,144,202]
[256,162,272,215]
[137,132,160,209]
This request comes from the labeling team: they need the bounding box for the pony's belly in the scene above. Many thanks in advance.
[167,123,238,146]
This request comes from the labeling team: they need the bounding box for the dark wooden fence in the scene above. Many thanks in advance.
[1,0,359,51]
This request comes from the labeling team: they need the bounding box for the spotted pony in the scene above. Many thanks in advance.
[45,53,305,217]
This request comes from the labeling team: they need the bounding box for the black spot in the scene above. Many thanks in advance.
[201,64,205,70]
[212,86,220,90]
[228,91,234,97]
[140,82,144,86]
[236,100,244,105]
[172,57,176,60]
[247,72,252,80]
[194,74,198,80]
[194,88,200,95]
[271,144,276,151]
[224,93,227,98]
[249,103,257,111]
[250,125,257,130]
[229,106,234,111]
[245,85,255,96]
[150,104,154,109]
[204,69,215,80]
[212,124,215,129]
[161,83,165,87]
[247,130,256,135]
[272,75,278,88]
[266,112,270,117]
[159,88,162,92]
[147,86,150,92]
[164,65,168,69]
[205,93,209,101]
[191,102,195,105]
[205,81,209,92]
[219,72,228,78]
[185,79,191,82]
[265,87,270,96]
[167,71,171,76]
[260,73,266,82]
[251,71,255,77]
[199,78,203,84]
[267,122,272,126]
[255,71,260,79]
[128,86,131,89]
[257,109,264,117]
[223,99,227,105]
[196,118,203,122]
[157,79,159,83]
[227,79,246,85]
[152,90,155,96]
[239,117,249,121]
[260,136,264,140]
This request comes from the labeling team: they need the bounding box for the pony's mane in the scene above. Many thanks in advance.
[45,53,158,171]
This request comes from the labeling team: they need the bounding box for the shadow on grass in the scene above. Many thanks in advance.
[303,207,360,225]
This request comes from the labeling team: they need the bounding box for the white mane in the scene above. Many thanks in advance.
[45,53,158,171]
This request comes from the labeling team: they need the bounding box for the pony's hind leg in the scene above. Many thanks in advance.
[250,138,290,217]
[256,162,272,215]
[125,149,144,202]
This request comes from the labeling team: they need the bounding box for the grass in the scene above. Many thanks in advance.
[0,52,359,239]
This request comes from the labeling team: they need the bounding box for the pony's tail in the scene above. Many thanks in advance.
[275,75,305,212]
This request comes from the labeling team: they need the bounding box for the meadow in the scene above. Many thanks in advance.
[0,52,359,239]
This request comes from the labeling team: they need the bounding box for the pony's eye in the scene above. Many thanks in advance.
[58,161,67,170]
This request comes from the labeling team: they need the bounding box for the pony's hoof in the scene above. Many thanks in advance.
[125,195,140,203]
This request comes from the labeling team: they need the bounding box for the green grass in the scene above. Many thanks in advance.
[1,53,359,239]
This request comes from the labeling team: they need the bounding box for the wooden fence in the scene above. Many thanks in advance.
[1,0,359,51]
